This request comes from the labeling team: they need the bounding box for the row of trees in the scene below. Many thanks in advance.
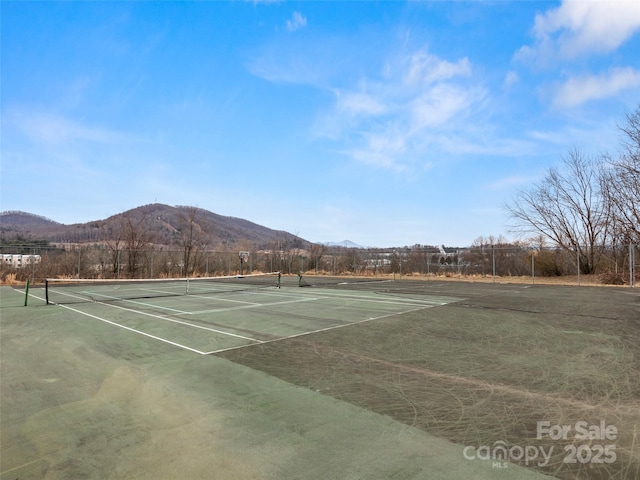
[8,242,633,282]
[506,105,639,275]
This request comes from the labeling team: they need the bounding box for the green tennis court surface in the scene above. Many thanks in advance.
[42,277,459,354]
[2,278,639,479]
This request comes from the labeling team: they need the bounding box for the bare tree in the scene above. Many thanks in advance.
[307,243,327,273]
[100,211,155,278]
[122,212,155,278]
[178,206,208,276]
[602,105,640,244]
[506,149,610,274]
[101,218,125,277]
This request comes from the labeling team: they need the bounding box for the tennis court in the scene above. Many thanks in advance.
[42,274,459,355]
[2,276,639,479]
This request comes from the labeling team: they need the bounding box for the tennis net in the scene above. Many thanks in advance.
[297,274,391,289]
[45,272,281,305]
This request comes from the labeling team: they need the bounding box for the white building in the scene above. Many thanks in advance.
[1,254,41,268]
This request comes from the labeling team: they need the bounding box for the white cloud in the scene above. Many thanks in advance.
[503,71,519,89]
[486,174,536,191]
[404,51,471,85]
[518,0,640,62]
[324,49,485,171]
[286,12,307,32]
[249,39,490,172]
[552,67,640,107]
[347,129,410,171]
[410,84,477,130]
[334,89,388,117]
[7,108,128,145]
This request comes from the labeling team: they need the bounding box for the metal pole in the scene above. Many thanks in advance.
[631,243,635,288]
[577,248,580,286]
[531,249,535,285]
[492,247,496,283]
[24,278,30,306]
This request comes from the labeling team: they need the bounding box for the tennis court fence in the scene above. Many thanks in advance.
[1,244,639,287]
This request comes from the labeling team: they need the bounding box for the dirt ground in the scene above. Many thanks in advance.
[0,286,549,480]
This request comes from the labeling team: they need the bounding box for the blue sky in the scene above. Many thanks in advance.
[2,1,639,247]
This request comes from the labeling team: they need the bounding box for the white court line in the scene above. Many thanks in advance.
[12,287,47,305]
[92,292,315,316]
[204,303,440,355]
[58,292,441,356]
[186,293,262,305]
[94,301,263,342]
[185,297,319,315]
[22,287,449,356]
[287,288,447,307]
[105,296,190,314]
[58,304,210,355]
[27,288,264,353]
[79,286,185,301]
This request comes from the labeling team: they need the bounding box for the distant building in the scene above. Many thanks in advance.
[1,254,41,268]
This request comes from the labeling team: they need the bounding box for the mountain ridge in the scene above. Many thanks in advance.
[0,204,308,249]
[324,240,368,249]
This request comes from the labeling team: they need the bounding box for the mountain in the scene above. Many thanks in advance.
[0,211,60,228]
[324,240,368,249]
[0,204,308,249]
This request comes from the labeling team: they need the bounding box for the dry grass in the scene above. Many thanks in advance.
[298,271,631,287]
[1,273,21,285]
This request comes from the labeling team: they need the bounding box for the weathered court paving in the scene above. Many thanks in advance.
[1,277,638,479]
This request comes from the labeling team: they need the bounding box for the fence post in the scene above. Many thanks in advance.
[531,248,535,285]
[577,248,580,286]
[24,278,30,306]
[631,243,635,288]
[492,247,496,283]
[427,254,430,279]
[32,247,36,281]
